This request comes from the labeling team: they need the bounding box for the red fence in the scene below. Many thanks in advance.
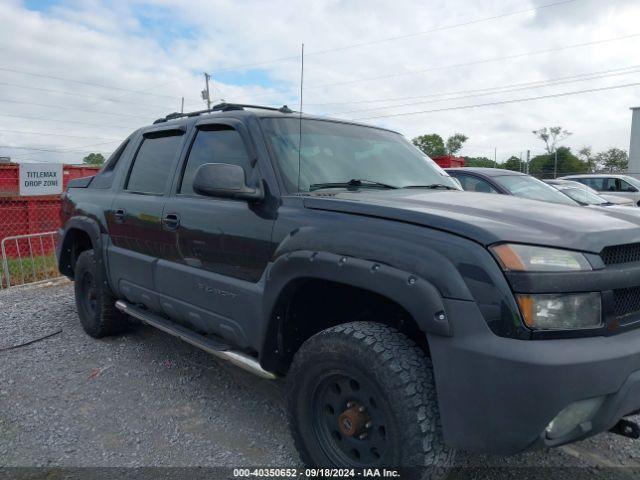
[0,163,100,259]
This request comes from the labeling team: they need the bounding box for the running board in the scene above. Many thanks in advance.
[115,300,277,380]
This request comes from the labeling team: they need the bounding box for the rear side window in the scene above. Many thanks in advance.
[103,139,129,172]
[602,178,620,192]
[126,135,183,194]
[180,127,252,195]
[583,178,604,190]
[454,174,498,194]
[90,139,130,189]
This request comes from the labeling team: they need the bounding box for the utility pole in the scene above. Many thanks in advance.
[202,72,211,110]
[494,147,497,165]
[554,150,558,178]
[526,150,530,174]
[519,151,523,172]
[181,97,184,114]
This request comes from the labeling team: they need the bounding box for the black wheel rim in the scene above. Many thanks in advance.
[312,371,390,467]
[79,271,98,316]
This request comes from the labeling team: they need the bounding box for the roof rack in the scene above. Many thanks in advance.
[153,102,294,124]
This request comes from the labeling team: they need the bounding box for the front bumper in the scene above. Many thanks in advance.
[429,298,640,455]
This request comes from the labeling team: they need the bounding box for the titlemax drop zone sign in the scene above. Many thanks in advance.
[19,163,63,196]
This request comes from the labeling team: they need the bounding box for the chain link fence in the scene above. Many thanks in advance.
[0,163,99,288]
[0,200,62,288]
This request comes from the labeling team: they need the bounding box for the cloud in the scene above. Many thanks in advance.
[0,0,639,164]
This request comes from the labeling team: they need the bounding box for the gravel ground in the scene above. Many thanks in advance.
[2,281,640,479]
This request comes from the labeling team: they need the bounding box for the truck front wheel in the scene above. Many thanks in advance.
[74,249,130,338]
[287,321,454,470]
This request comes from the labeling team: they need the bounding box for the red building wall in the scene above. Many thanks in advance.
[431,155,465,168]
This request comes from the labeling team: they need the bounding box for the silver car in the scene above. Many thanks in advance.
[545,179,635,206]
[560,174,640,206]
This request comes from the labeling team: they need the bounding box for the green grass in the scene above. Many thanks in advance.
[0,253,60,287]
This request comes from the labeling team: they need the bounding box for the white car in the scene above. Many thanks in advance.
[560,174,640,206]
[545,179,635,206]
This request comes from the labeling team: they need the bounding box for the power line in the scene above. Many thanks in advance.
[309,64,640,108]
[311,32,640,90]
[0,80,180,111]
[211,0,580,73]
[242,32,640,103]
[0,142,118,154]
[0,67,182,100]
[1,113,137,130]
[3,140,119,160]
[0,98,154,120]
[327,65,640,115]
[353,81,640,120]
[0,128,121,141]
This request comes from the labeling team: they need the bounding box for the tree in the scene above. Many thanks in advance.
[83,153,105,166]
[463,156,496,168]
[577,147,597,173]
[412,132,468,157]
[595,148,628,173]
[445,133,468,155]
[528,146,588,178]
[502,156,522,172]
[532,126,572,154]
[412,134,446,157]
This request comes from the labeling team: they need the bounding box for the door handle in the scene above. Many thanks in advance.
[114,208,125,223]
[163,213,180,230]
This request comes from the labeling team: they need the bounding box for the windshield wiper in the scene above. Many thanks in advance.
[402,183,458,190]
[309,179,399,191]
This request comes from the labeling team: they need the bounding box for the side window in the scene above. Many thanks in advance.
[619,180,637,192]
[102,139,130,173]
[603,178,619,192]
[452,174,470,190]
[126,134,183,194]
[456,175,497,193]
[180,126,252,195]
[584,178,604,190]
[91,139,130,189]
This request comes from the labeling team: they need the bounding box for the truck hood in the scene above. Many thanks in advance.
[303,189,640,253]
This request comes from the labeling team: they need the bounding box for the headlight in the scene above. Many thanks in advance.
[491,244,592,272]
[516,293,601,330]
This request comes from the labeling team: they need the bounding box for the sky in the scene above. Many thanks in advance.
[1,0,640,164]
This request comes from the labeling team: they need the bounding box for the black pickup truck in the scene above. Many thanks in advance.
[58,103,640,469]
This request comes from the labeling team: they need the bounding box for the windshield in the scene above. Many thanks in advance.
[558,187,607,205]
[495,175,578,206]
[261,118,460,192]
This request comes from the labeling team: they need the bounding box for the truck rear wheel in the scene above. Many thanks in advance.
[74,249,130,338]
[287,321,454,470]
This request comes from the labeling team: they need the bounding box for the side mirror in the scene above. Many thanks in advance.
[193,163,264,201]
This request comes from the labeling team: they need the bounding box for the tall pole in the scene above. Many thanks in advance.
[526,150,530,174]
[181,97,184,114]
[203,72,211,110]
[494,147,497,165]
[554,150,558,178]
[519,151,523,172]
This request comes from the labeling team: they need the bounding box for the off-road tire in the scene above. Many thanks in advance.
[74,249,130,338]
[287,321,454,471]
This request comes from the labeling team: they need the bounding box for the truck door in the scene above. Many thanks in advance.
[156,119,276,346]
[106,127,186,311]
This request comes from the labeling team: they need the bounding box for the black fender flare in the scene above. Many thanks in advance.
[260,250,453,369]
[57,216,103,278]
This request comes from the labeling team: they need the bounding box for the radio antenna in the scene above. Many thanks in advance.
[297,43,304,194]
